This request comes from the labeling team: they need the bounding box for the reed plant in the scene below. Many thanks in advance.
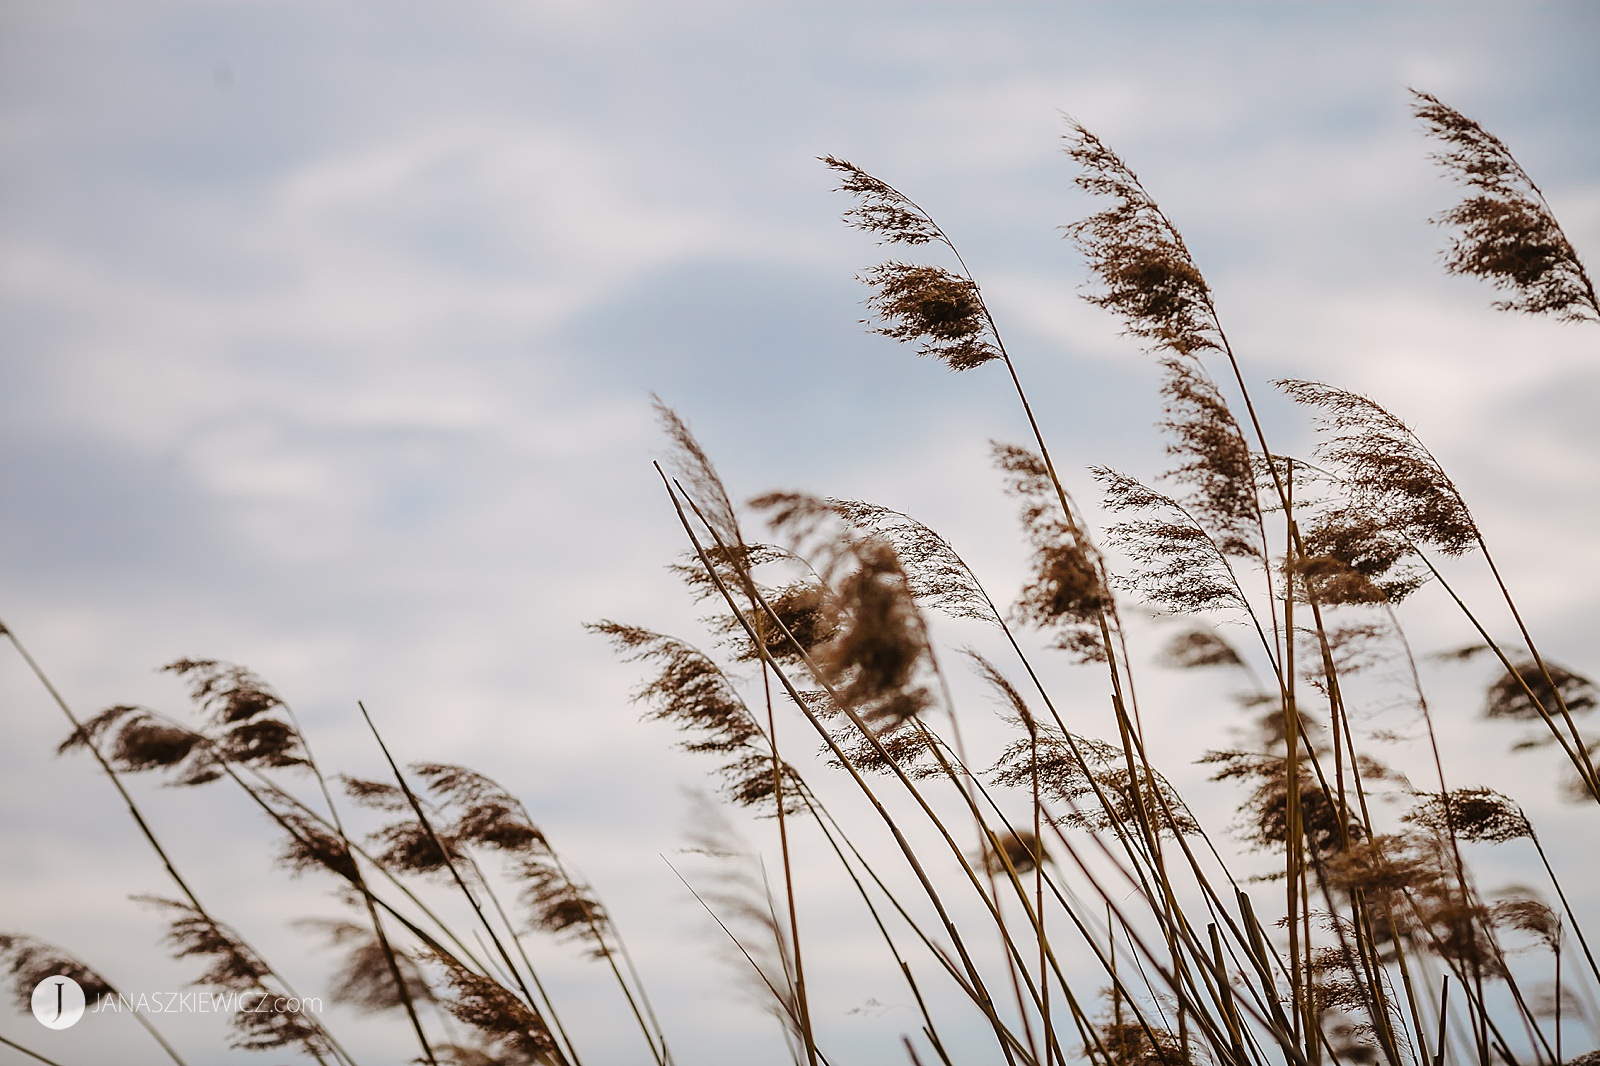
[4,90,1596,1066]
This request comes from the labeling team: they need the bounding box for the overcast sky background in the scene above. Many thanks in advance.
[2,3,1598,1064]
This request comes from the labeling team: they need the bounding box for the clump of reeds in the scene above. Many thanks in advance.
[4,89,1597,1066]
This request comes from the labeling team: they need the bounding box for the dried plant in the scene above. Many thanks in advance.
[824,155,1002,371]
[1485,660,1598,722]
[858,261,1002,370]
[754,492,937,733]
[590,621,805,814]
[1413,90,1598,321]
[1291,508,1427,606]
[1158,627,1245,670]
[303,920,435,1014]
[1404,788,1532,845]
[995,725,1199,839]
[432,953,558,1065]
[139,896,333,1056]
[984,830,1048,877]
[1095,467,1247,614]
[828,498,1001,625]
[1205,750,1358,860]
[823,155,949,249]
[0,935,116,1012]
[1274,380,1479,556]
[995,443,1110,658]
[1063,120,1219,356]
[10,91,1598,1066]
[677,795,806,1048]
[1491,897,1561,953]
[413,763,613,951]
[1156,358,1262,557]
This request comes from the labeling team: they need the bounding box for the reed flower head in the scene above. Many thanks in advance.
[655,399,746,560]
[1276,380,1479,555]
[984,830,1047,876]
[139,896,330,1054]
[271,803,360,883]
[1096,468,1246,615]
[858,262,1000,370]
[995,443,1109,659]
[433,953,557,1064]
[1158,627,1244,669]
[590,622,806,814]
[824,155,1002,370]
[0,935,115,1011]
[1484,659,1597,721]
[1412,90,1598,322]
[1205,751,1358,859]
[414,763,614,950]
[1404,787,1532,844]
[1292,508,1427,605]
[1157,358,1261,555]
[57,704,218,783]
[680,794,805,1043]
[994,726,1199,839]
[371,820,462,877]
[754,492,936,732]
[1064,120,1218,356]
[1490,895,1561,952]
[303,919,435,1014]
[828,499,1001,625]
[1093,1010,1190,1066]
[716,579,839,665]
[823,155,949,248]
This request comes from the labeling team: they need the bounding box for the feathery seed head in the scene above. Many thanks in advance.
[823,155,948,248]
[1157,358,1261,555]
[1412,90,1598,322]
[433,954,557,1063]
[753,493,936,732]
[1276,380,1480,555]
[1096,467,1245,615]
[1405,787,1532,844]
[655,399,746,559]
[1485,659,1596,722]
[0,935,116,1011]
[1158,628,1244,670]
[1064,120,1219,356]
[859,262,1001,370]
[995,443,1110,657]
[1292,508,1427,605]
[829,499,1001,625]
[1490,895,1561,951]
[984,831,1047,876]
[589,622,806,815]
[139,896,330,1053]
[303,919,435,1014]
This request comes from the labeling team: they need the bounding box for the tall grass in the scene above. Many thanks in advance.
[4,90,1597,1066]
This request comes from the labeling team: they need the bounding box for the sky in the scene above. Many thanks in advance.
[2,3,1598,1064]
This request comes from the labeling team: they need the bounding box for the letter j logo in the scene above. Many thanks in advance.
[31,975,86,1029]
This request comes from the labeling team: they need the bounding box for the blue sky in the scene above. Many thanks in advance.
[2,3,1597,1063]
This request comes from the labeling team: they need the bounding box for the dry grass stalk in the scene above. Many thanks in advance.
[8,90,1598,1066]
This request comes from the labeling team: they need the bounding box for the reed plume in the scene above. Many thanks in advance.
[1062,120,1219,356]
[138,896,333,1056]
[11,88,1598,1066]
[753,491,937,734]
[1412,90,1599,322]
[994,443,1109,659]
[824,155,1001,371]
[589,622,806,813]
[0,935,115,1011]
